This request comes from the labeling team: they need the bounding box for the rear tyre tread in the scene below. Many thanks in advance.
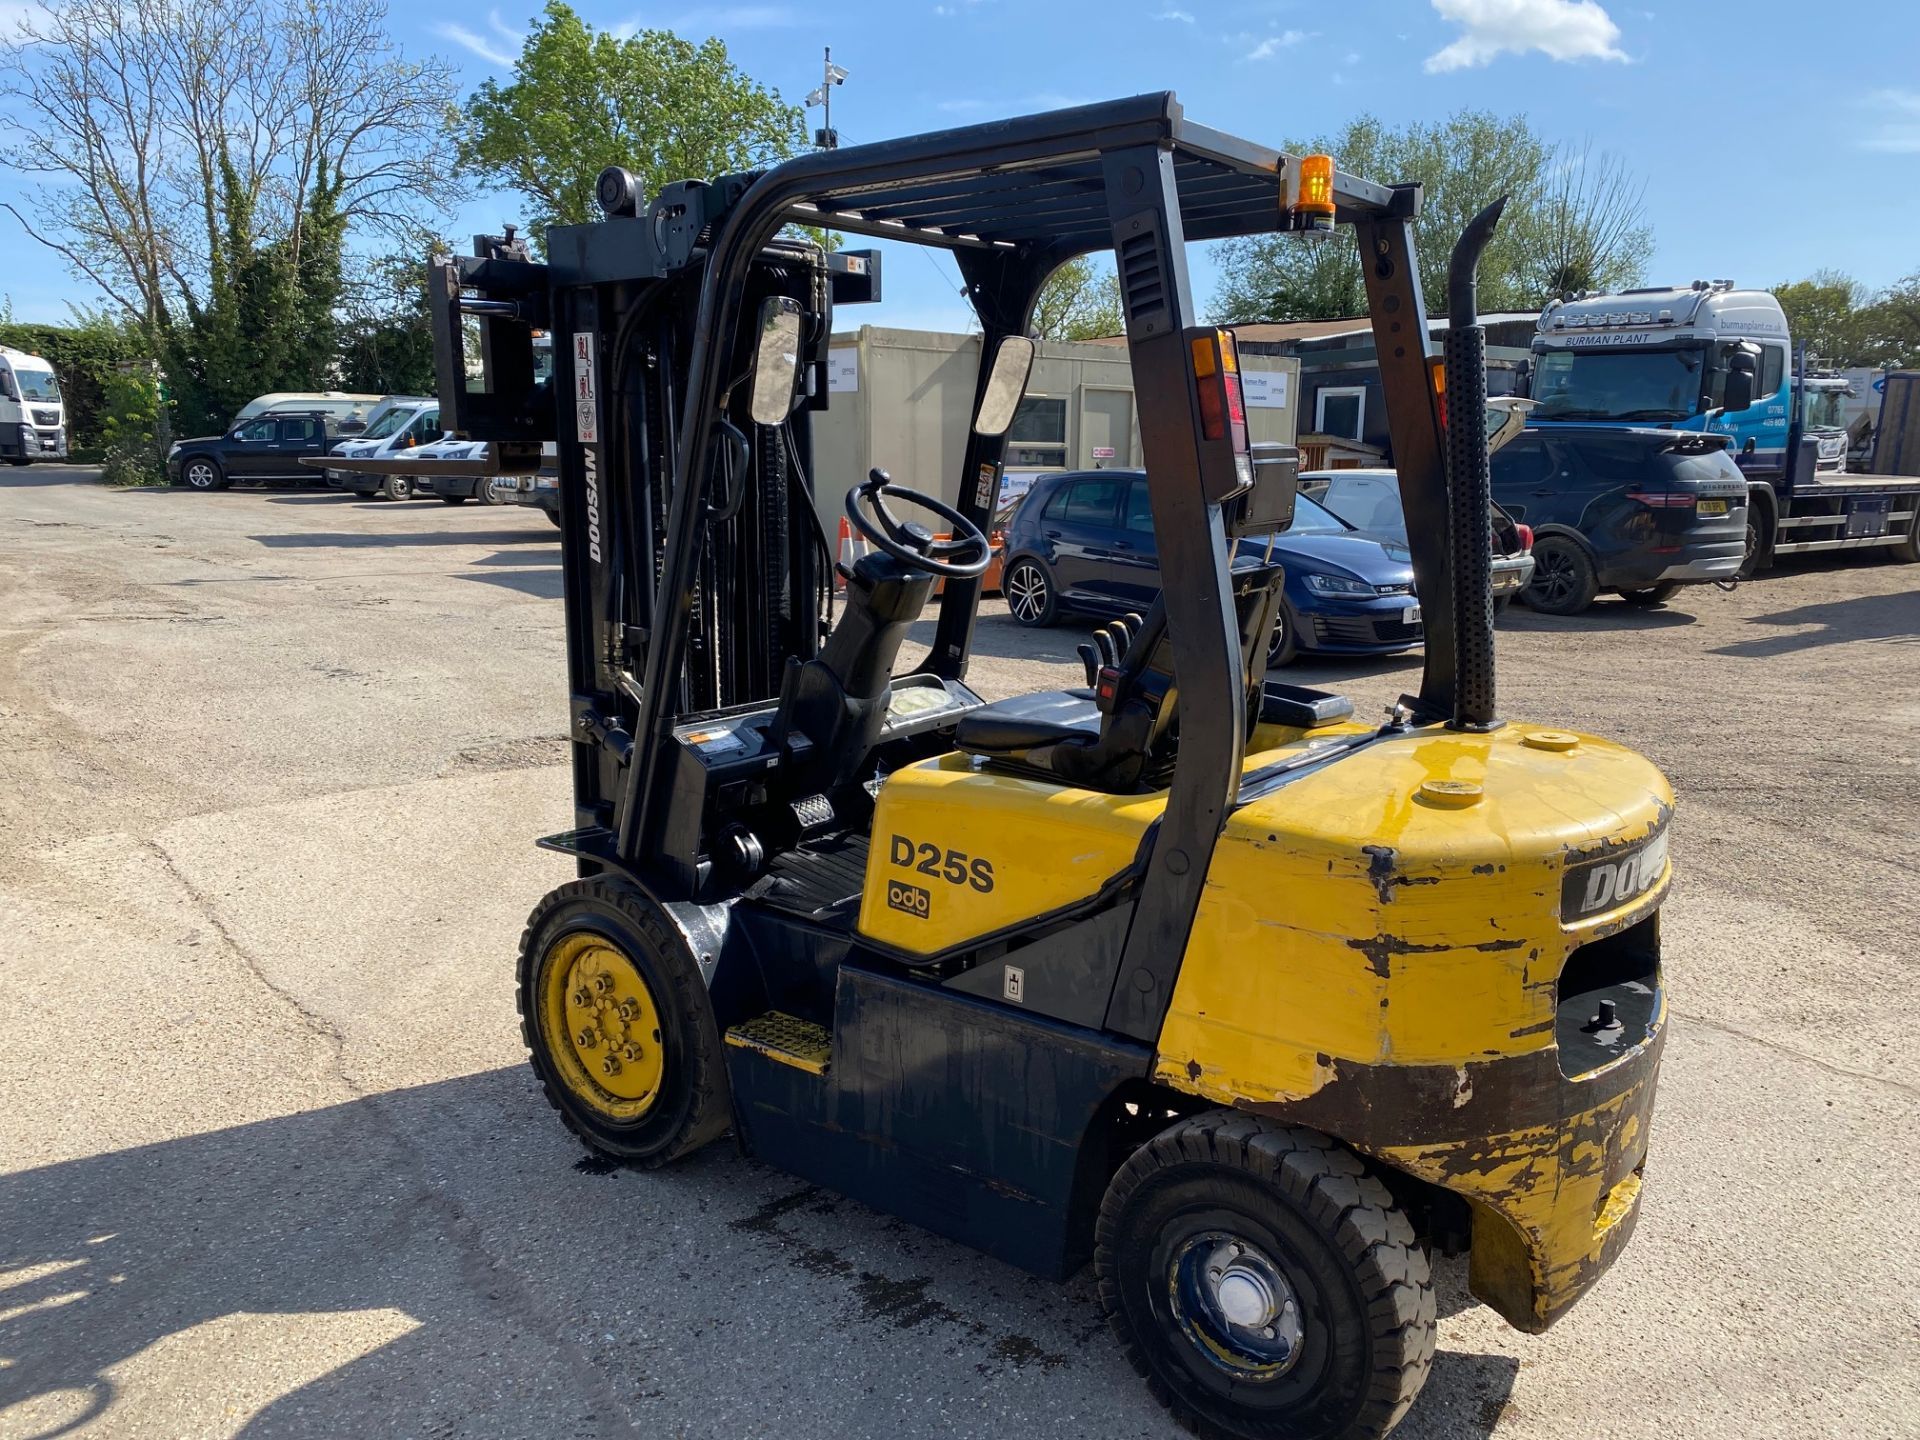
[515,876,731,1169]
[1095,1111,1434,1440]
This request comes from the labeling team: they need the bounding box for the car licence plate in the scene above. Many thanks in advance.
[1698,498,1729,516]
[1403,604,1421,625]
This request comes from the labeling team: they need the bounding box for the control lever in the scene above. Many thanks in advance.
[1077,643,1100,688]
[1103,622,1132,664]
[1092,629,1117,670]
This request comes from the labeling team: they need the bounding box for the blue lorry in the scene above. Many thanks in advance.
[1529,282,1920,571]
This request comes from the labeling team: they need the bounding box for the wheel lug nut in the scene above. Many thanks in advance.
[617,999,640,1020]
[571,987,593,1007]
[576,1027,598,1047]
[593,972,615,994]
[623,1043,643,1062]
[601,1055,622,1076]
[1262,1326,1276,1339]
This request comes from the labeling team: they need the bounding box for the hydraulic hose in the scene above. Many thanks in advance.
[1444,196,1508,732]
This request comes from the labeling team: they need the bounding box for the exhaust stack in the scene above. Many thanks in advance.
[1444,196,1508,732]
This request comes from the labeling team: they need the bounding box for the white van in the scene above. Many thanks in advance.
[0,346,67,464]
[235,391,383,430]
[326,399,443,500]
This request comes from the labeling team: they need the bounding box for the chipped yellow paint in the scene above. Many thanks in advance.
[1152,720,1672,1331]
[1155,723,1672,1087]
[1382,1061,1660,1332]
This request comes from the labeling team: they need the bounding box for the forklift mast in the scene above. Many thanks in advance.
[428,93,1471,1038]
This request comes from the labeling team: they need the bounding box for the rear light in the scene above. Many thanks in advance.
[1631,492,1697,508]
[1515,523,1534,551]
[1190,328,1249,454]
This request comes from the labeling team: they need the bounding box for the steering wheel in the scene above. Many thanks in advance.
[845,468,991,580]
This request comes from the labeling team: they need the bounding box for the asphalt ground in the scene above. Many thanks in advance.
[2,465,1916,1440]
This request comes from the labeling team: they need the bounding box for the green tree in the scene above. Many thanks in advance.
[1852,272,1920,370]
[1771,272,1869,366]
[2,0,455,428]
[457,1,803,246]
[1210,112,1652,322]
[1031,257,1123,341]
[98,369,168,486]
[337,251,441,395]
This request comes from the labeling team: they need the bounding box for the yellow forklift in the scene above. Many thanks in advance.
[398,94,1670,1439]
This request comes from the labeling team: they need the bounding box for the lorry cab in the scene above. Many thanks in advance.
[1530,282,1792,478]
[1796,374,1854,474]
[0,346,68,465]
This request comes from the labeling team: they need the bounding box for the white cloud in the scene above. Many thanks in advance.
[1245,29,1308,61]
[1860,89,1920,154]
[433,20,515,66]
[1155,8,1195,21]
[1424,0,1627,73]
[486,8,523,45]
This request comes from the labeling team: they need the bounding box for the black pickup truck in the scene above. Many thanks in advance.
[167,410,342,491]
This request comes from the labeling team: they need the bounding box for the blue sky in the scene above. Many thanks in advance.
[4,0,1919,329]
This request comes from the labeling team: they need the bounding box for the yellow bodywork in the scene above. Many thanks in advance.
[1156,722,1670,1330]
[858,718,1670,1331]
[857,749,1171,953]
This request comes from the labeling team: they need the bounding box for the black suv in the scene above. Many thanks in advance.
[1491,428,1748,614]
[167,411,340,491]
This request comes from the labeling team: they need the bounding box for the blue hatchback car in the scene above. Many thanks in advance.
[998,469,1422,665]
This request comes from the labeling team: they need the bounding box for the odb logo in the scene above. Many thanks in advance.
[886,879,932,918]
[1561,827,1670,920]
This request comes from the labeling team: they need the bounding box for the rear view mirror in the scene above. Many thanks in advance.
[1723,352,1757,414]
[748,296,804,426]
[972,336,1035,437]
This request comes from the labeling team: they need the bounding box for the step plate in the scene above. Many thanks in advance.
[725,1012,832,1075]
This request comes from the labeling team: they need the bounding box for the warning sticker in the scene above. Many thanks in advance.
[573,333,598,443]
[974,462,999,510]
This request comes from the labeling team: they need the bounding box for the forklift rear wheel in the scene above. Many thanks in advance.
[517,877,731,1167]
[381,474,413,501]
[1096,1114,1434,1440]
[1004,559,1057,626]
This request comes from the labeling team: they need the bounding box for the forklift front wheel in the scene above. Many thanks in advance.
[1096,1114,1434,1440]
[517,877,731,1167]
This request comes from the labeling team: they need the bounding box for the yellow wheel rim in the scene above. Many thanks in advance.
[539,932,666,1121]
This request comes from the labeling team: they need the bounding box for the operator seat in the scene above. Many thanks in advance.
[955,560,1291,793]
[768,550,936,790]
[955,599,1178,791]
